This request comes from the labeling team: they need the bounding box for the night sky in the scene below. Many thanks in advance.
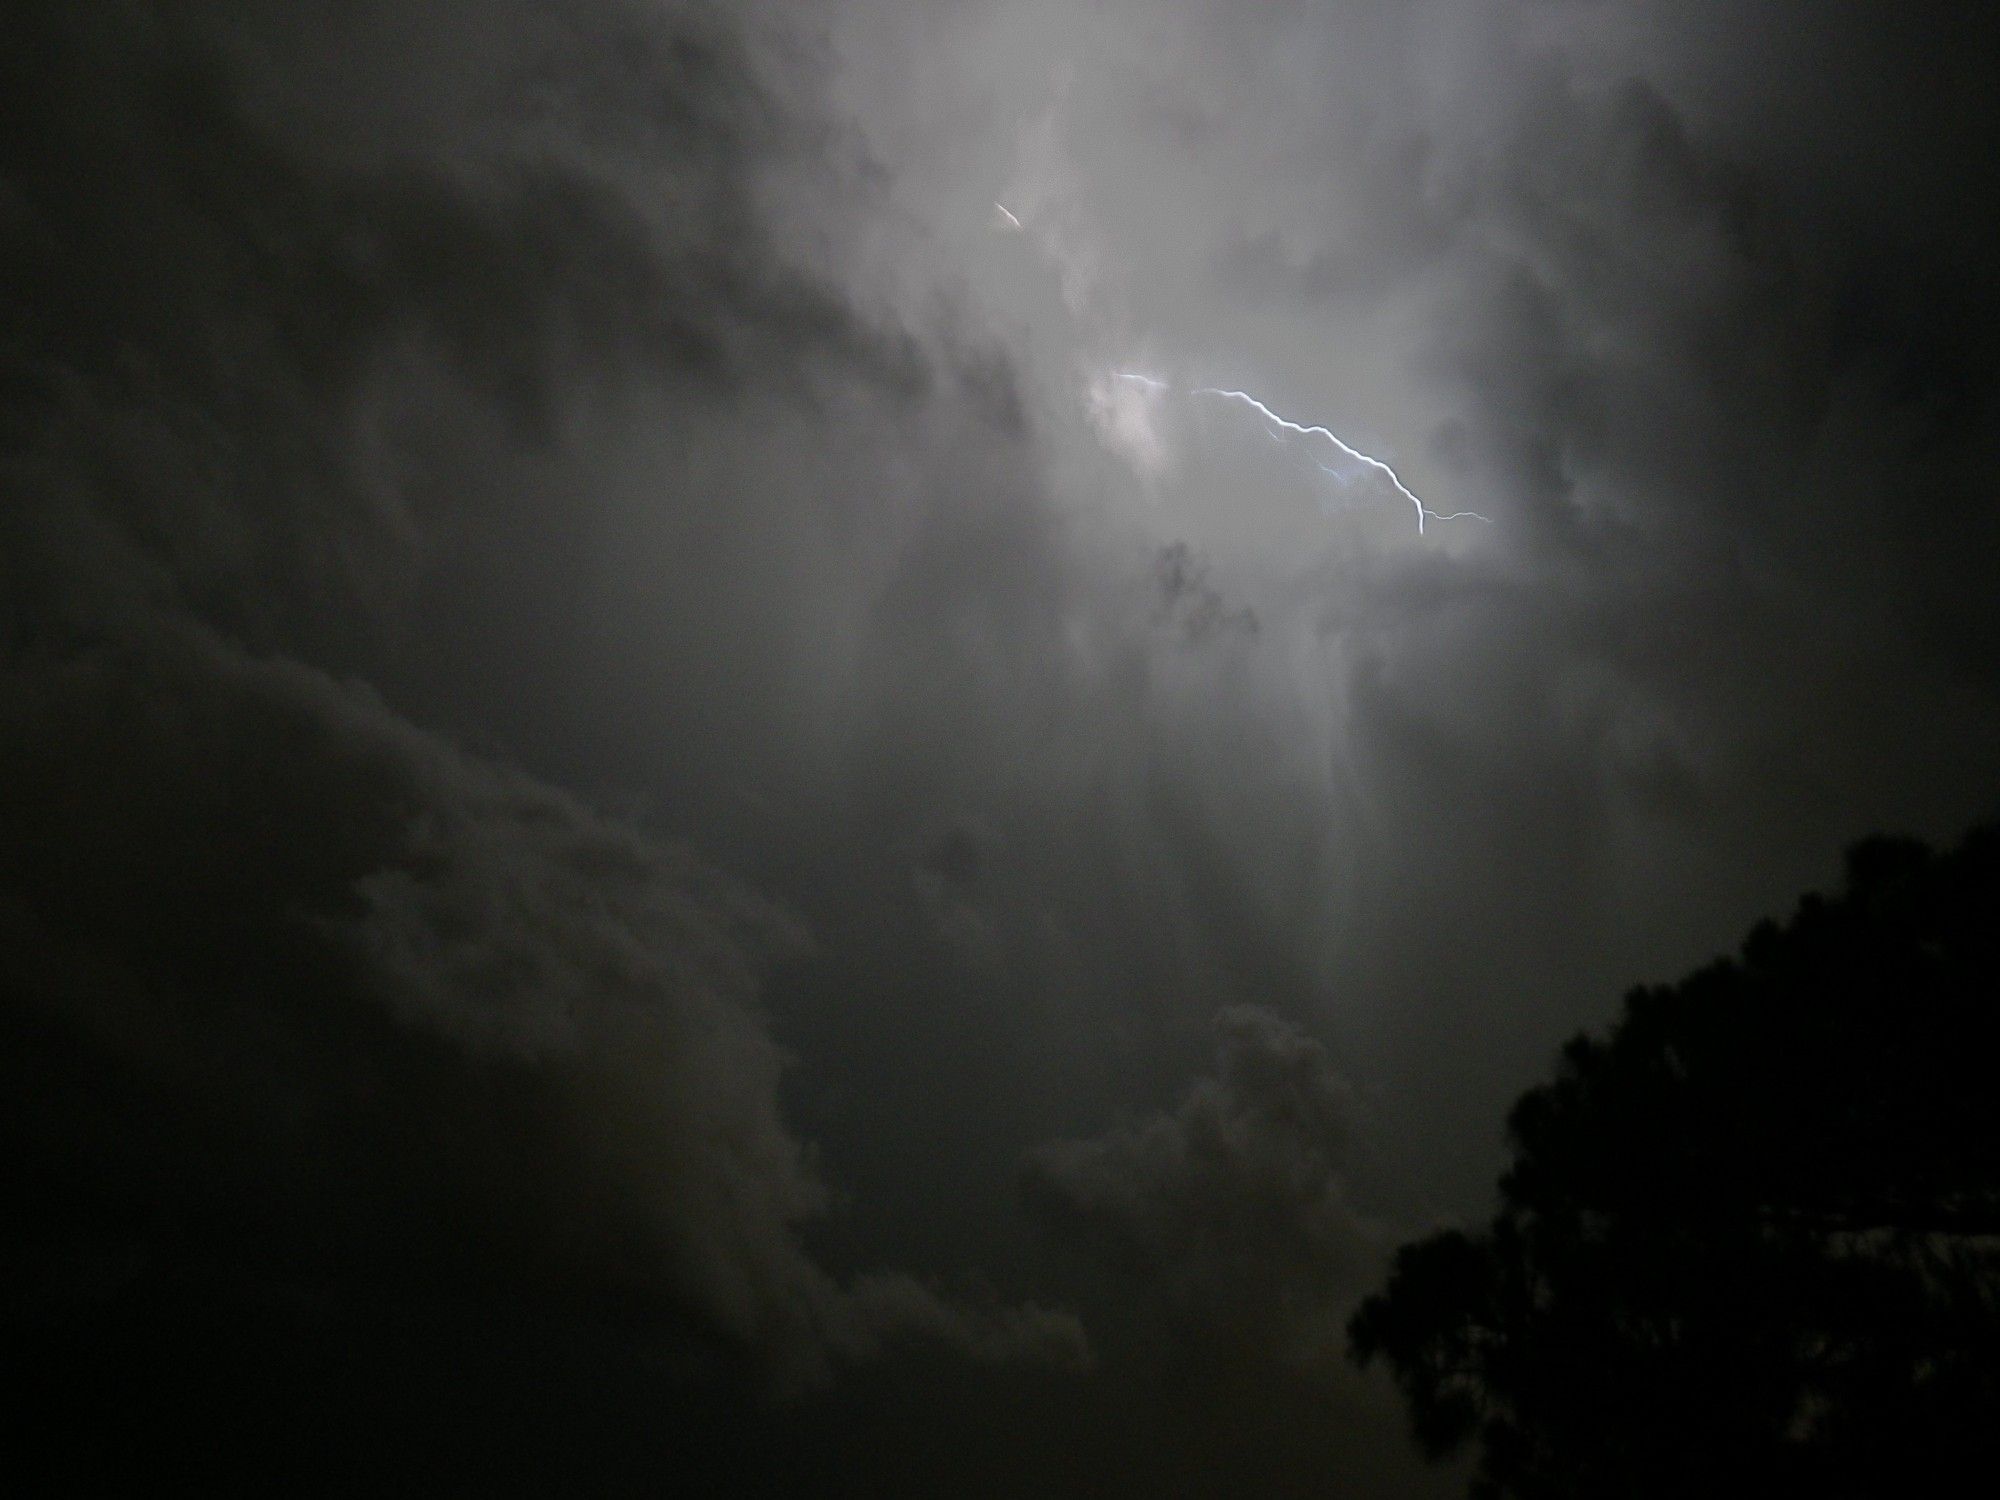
[5,2,1999,1493]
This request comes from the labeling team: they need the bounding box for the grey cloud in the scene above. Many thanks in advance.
[0,623,1079,1385]
[0,0,1093,1404]
[1025,1006,1381,1364]
[0,0,924,648]
[1154,541,1260,645]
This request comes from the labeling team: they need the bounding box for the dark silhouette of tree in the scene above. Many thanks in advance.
[1350,826,2000,1498]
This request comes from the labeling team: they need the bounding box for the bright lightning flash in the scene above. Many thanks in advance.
[1113,373,1485,534]
[995,205,1480,535]
[1193,387,1488,535]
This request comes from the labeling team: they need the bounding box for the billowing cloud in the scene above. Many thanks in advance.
[0,623,1082,1386]
[0,0,1079,1416]
[1025,1007,1380,1363]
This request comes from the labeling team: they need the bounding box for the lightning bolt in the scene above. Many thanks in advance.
[1193,387,1488,535]
[1111,373,1487,535]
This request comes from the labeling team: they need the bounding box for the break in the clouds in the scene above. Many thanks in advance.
[6,0,1999,1493]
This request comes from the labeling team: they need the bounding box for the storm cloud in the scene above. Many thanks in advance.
[6,0,1998,1493]
[1026,1006,1379,1363]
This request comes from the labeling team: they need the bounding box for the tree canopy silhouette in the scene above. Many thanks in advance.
[1350,826,2000,1498]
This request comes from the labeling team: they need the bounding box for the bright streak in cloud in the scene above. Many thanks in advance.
[994,201,1023,230]
[1191,387,1489,535]
[1110,374,1488,535]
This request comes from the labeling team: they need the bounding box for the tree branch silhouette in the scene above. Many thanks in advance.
[1351,826,2000,1498]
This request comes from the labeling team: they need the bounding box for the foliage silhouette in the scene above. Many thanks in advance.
[1350,826,2000,1497]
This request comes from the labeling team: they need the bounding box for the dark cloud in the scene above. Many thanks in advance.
[0,0,922,651]
[1007,1007,1452,1498]
[1154,542,1261,645]
[0,624,1082,1384]
[1026,1006,1378,1363]
[2,0,1081,1476]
